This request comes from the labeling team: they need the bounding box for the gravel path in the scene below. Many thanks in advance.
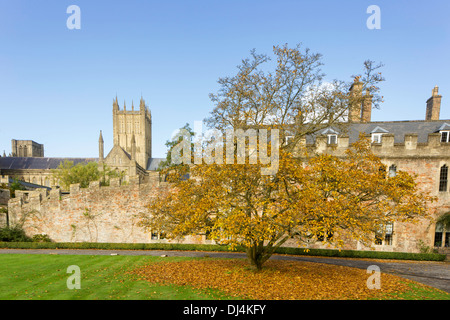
[1,248,449,293]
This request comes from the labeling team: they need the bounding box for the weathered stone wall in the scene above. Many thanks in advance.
[0,188,10,206]
[7,177,173,243]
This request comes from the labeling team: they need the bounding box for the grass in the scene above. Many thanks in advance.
[379,282,450,300]
[0,254,448,300]
[0,254,236,300]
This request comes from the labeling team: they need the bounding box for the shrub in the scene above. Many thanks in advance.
[0,241,445,261]
[0,226,32,242]
[31,234,52,243]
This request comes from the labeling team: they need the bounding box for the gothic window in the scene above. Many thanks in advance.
[388,165,397,177]
[439,165,448,192]
[135,122,140,134]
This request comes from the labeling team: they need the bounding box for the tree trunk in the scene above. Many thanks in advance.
[246,242,265,271]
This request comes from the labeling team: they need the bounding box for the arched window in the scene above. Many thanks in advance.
[388,165,397,177]
[439,165,448,192]
[23,146,27,157]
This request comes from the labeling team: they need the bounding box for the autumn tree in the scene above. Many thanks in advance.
[140,44,431,270]
[141,136,432,270]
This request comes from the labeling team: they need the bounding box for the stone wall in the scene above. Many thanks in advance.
[7,177,175,243]
[0,188,10,206]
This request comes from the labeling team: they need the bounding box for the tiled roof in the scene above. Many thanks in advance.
[147,158,165,171]
[308,120,450,144]
[0,157,98,170]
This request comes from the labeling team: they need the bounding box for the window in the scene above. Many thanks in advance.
[285,136,294,145]
[388,165,397,177]
[434,219,449,247]
[375,223,394,245]
[384,222,393,245]
[135,122,140,134]
[327,134,337,145]
[151,231,166,240]
[441,131,450,143]
[439,165,448,192]
[371,133,382,144]
[316,230,334,242]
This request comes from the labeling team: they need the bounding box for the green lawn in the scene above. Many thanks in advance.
[0,254,235,300]
[0,253,448,300]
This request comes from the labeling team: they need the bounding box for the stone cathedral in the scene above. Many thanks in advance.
[0,96,164,188]
[100,96,161,180]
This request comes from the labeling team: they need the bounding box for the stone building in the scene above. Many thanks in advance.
[0,96,164,187]
[11,140,44,157]
[284,82,449,253]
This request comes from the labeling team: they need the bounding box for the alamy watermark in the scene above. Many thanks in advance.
[67,265,81,289]
[366,265,381,290]
[66,5,81,30]
[170,121,280,175]
[367,5,381,30]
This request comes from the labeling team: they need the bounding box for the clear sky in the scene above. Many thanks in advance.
[0,0,449,158]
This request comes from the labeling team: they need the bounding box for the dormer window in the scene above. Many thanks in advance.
[371,133,383,144]
[327,134,337,145]
[370,126,389,144]
[321,127,339,145]
[437,123,450,142]
[285,136,294,145]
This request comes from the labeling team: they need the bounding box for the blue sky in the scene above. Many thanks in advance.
[0,0,449,158]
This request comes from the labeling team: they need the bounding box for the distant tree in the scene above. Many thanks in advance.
[7,178,26,198]
[158,123,195,182]
[52,161,123,190]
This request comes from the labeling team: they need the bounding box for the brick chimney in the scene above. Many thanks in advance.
[426,86,442,121]
[348,78,363,122]
[361,89,372,122]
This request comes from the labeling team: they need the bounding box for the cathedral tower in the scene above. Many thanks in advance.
[112,96,152,169]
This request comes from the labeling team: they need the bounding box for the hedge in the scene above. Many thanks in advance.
[0,241,446,261]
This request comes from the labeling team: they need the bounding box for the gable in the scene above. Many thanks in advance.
[105,145,132,167]
[371,126,389,134]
